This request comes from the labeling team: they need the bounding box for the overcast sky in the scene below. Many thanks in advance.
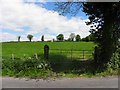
[0,0,91,42]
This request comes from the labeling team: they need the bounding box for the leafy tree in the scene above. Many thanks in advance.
[66,38,71,42]
[69,33,75,41]
[75,34,81,41]
[88,34,95,41]
[82,36,89,42]
[56,34,64,41]
[41,35,44,42]
[55,2,120,71]
[82,36,90,42]
[81,37,86,42]
[27,34,33,42]
[83,2,120,70]
[18,36,21,42]
[81,34,95,42]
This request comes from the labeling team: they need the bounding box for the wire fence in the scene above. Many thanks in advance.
[6,49,94,61]
[48,49,94,60]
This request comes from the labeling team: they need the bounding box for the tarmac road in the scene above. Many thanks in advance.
[1,76,118,88]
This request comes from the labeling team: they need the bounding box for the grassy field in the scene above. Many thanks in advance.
[2,42,95,59]
[1,41,96,78]
[2,42,118,78]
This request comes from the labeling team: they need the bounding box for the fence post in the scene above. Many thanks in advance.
[24,54,26,58]
[35,53,38,60]
[83,50,84,60]
[12,54,14,60]
[44,45,49,60]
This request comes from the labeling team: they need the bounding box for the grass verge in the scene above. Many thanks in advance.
[2,54,118,79]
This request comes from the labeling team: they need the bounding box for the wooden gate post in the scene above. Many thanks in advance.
[44,45,49,60]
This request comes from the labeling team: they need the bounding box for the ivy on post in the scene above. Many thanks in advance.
[44,45,49,60]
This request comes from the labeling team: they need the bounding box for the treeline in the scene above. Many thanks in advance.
[17,33,95,42]
[56,33,95,42]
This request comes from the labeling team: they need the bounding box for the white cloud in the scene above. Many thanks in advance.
[24,0,47,3]
[0,0,90,42]
[1,32,17,42]
[0,32,39,42]
[14,29,24,32]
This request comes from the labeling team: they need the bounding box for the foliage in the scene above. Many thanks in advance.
[55,2,120,71]
[2,55,118,78]
[41,35,44,42]
[81,34,95,42]
[65,38,72,42]
[2,56,52,77]
[75,34,81,41]
[83,2,120,70]
[82,36,90,42]
[27,34,33,42]
[56,34,64,41]
[2,53,94,77]
[107,43,120,70]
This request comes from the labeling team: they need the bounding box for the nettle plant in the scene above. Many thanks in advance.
[2,55,52,73]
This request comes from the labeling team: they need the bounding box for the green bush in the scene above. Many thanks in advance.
[108,52,120,70]
[2,56,52,77]
[107,44,120,70]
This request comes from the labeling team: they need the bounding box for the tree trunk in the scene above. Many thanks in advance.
[98,16,115,71]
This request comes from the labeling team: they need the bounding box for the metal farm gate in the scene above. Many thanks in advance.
[49,49,94,60]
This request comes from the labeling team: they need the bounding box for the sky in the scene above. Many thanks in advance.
[0,0,91,42]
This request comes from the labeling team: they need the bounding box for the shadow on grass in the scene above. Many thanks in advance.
[2,53,96,78]
[40,53,95,75]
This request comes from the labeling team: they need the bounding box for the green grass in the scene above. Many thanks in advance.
[1,42,118,78]
[2,42,95,59]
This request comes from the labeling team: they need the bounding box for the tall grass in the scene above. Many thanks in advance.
[2,53,95,78]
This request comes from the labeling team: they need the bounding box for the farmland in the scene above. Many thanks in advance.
[2,42,118,78]
[2,42,95,59]
[2,41,97,78]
